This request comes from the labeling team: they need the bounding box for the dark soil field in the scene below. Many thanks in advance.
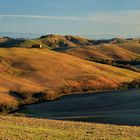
[20,89,140,126]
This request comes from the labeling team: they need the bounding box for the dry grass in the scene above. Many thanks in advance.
[0,115,140,140]
[1,47,139,88]
[0,47,140,112]
[39,34,93,48]
[119,42,140,54]
[0,93,18,112]
[65,43,140,61]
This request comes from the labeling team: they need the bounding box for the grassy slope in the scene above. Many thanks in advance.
[0,35,92,49]
[39,34,93,48]
[119,43,140,54]
[13,39,46,48]
[0,48,140,111]
[0,115,140,140]
[1,35,140,62]
[64,43,140,61]
[1,48,140,91]
[0,37,49,48]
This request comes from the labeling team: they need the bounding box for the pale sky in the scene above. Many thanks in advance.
[0,0,140,38]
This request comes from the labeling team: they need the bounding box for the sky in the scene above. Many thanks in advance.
[0,0,140,38]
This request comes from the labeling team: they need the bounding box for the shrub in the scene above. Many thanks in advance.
[0,93,19,113]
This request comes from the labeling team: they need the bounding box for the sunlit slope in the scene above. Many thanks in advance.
[38,34,94,48]
[0,35,93,48]
[64,44,140,61]
[118,42,140,55]
[1,115,140,140]
[0,47,140,93]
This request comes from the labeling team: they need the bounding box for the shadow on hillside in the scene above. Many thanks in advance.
[53,116,140,126]
[23,113,140,126]
[18,89,140,126]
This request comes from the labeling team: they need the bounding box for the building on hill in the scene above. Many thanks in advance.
[32,44,42,48]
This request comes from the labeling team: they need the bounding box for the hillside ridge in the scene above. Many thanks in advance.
[1,34,140,49]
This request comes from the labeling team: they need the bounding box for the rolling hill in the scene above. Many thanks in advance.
[0,35,94,48]
[38,34,94,48]
[0,37,48,48]
[37,35,140,63]
[54,37,140,72]
[62,43,140,61]
[1,35,140,112]
[0,47,140,112]
[1,35,140,62]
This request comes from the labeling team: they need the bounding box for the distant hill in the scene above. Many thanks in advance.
[0,34,95,48]
[64,43,140,61]
[43,36,140,62]
[39,35,140,49]
[0,37,48,48]
[38,34,94,48]
[1,34,140,62]
[0,34,139,48]
[1,34,140,63]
